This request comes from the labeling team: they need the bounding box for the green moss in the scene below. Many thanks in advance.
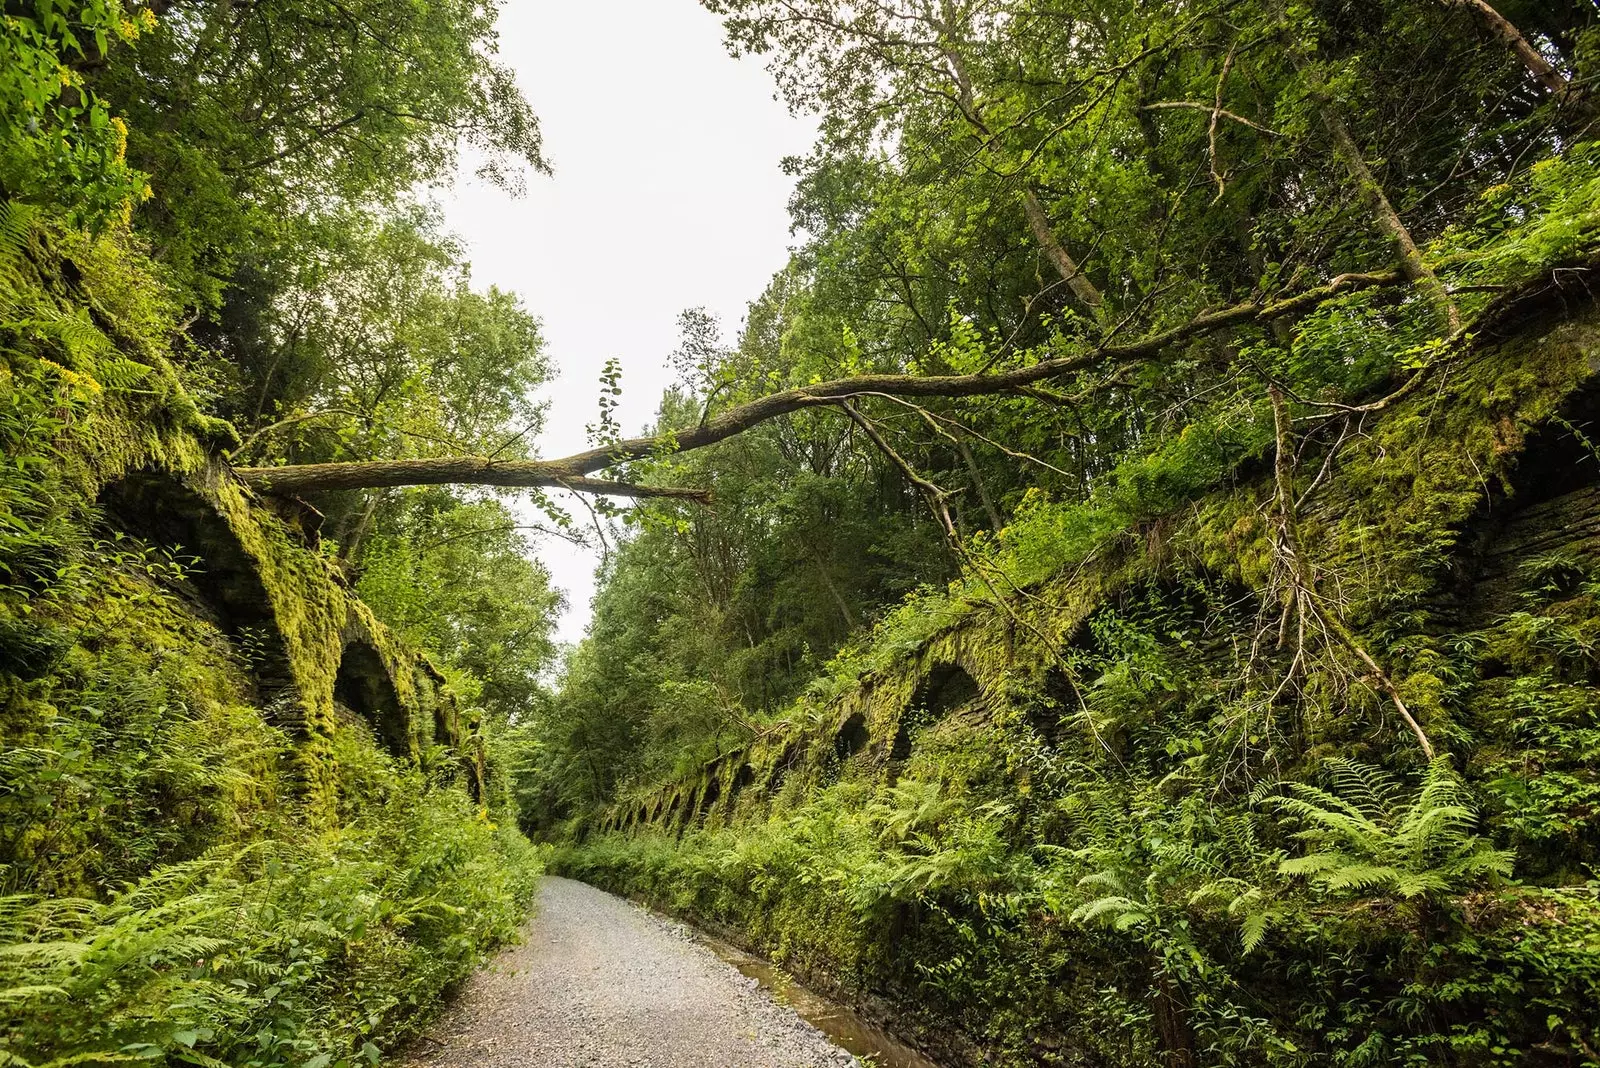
[1,211,535,1068]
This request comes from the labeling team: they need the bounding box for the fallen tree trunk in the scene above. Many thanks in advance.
[234,269,1404,497]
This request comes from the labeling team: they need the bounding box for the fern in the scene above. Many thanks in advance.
[1265,758,1513,899]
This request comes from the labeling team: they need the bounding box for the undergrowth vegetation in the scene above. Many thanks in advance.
[0,744,539,1068]
[558,553,1600,1065]
[0,437,542,1067]
[2,117,542,1068]
[536,1,1600,1061]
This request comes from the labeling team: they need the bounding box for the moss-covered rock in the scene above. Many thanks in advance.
[1,212,532,1068]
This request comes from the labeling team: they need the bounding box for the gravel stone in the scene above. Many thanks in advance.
[401,876,859,1068]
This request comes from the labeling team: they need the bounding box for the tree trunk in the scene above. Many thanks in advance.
[956,438,1004,530]
[1022,188,1105,309]
[1313,90,1460,331]
[1443,0,1575,101]
[231,269,1403,498]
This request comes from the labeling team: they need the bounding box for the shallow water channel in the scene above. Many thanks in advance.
[691,931,943,1068]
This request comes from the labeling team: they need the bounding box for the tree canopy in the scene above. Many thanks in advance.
[483,0,1591,812]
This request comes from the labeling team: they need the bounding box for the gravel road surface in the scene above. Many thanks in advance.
[402,876,859,1068]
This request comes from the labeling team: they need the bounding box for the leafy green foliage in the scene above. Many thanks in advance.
[0,528,542,1067]
[90,0,543,305]
[8,0,1600,1065]
[357,491,562,723]
[3,145,547,1068]
[544,0,1600,835]
[1266,759,1515,898]
[0,1,150,227]
[0,748,540,1068]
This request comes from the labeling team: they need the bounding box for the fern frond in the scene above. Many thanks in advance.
[0,941,92,967]
[1241,911,1270,953]
[1324,759,1403,823]
[1076,870,1129,896]
[1268,794,1384,844]
[1320,863,1403,894]
[0,983,67,1001]
[1278,852,1345,877]
[1396,803,1476,861]
[0,201,37,262]
[34,1051,145,1067]
[1071,895,1149,929]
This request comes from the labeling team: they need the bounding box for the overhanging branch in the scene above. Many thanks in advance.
[235,458,713,501]
[233,270,1405,498]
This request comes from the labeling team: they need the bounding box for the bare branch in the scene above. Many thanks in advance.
[835,400,959,545]
[1021,187,1105,308]
[415,523,588,554]
[1268,386,1434,758]
[1141,100,1278,136]
[1440,0,1578,103]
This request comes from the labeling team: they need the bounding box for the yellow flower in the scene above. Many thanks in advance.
[38,358,104,396]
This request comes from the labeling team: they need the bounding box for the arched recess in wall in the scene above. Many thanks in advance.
[725,763,755,811]
[334,640,411,758]
[1448,381,1600,625]
[892,662,982,761]
[765,740,802,793]
[1027,667,1079,748]
[833,712,870,762]
[698,774,723,821]
[98,472,299,719]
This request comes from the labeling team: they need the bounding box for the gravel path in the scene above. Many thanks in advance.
[402,876,859,1068]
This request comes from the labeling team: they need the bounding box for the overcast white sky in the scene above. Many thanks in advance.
[438,2,816,647]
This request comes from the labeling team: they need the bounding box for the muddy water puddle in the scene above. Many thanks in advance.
[694,933,943,1068]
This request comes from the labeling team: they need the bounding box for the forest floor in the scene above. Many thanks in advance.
[400,877,859,1068]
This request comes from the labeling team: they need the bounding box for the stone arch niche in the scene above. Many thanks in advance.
[334,639,410,758]
[1447,381,1600,624]
[833,712,870,762]
[725,763,755,812]
[765,739,802,793]
[1026,667,1078,748]
[892,662,982,761]
[698,773,723,821]
[97,471,299,720]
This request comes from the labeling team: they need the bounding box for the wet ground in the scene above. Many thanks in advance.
[693,932,941,1068]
